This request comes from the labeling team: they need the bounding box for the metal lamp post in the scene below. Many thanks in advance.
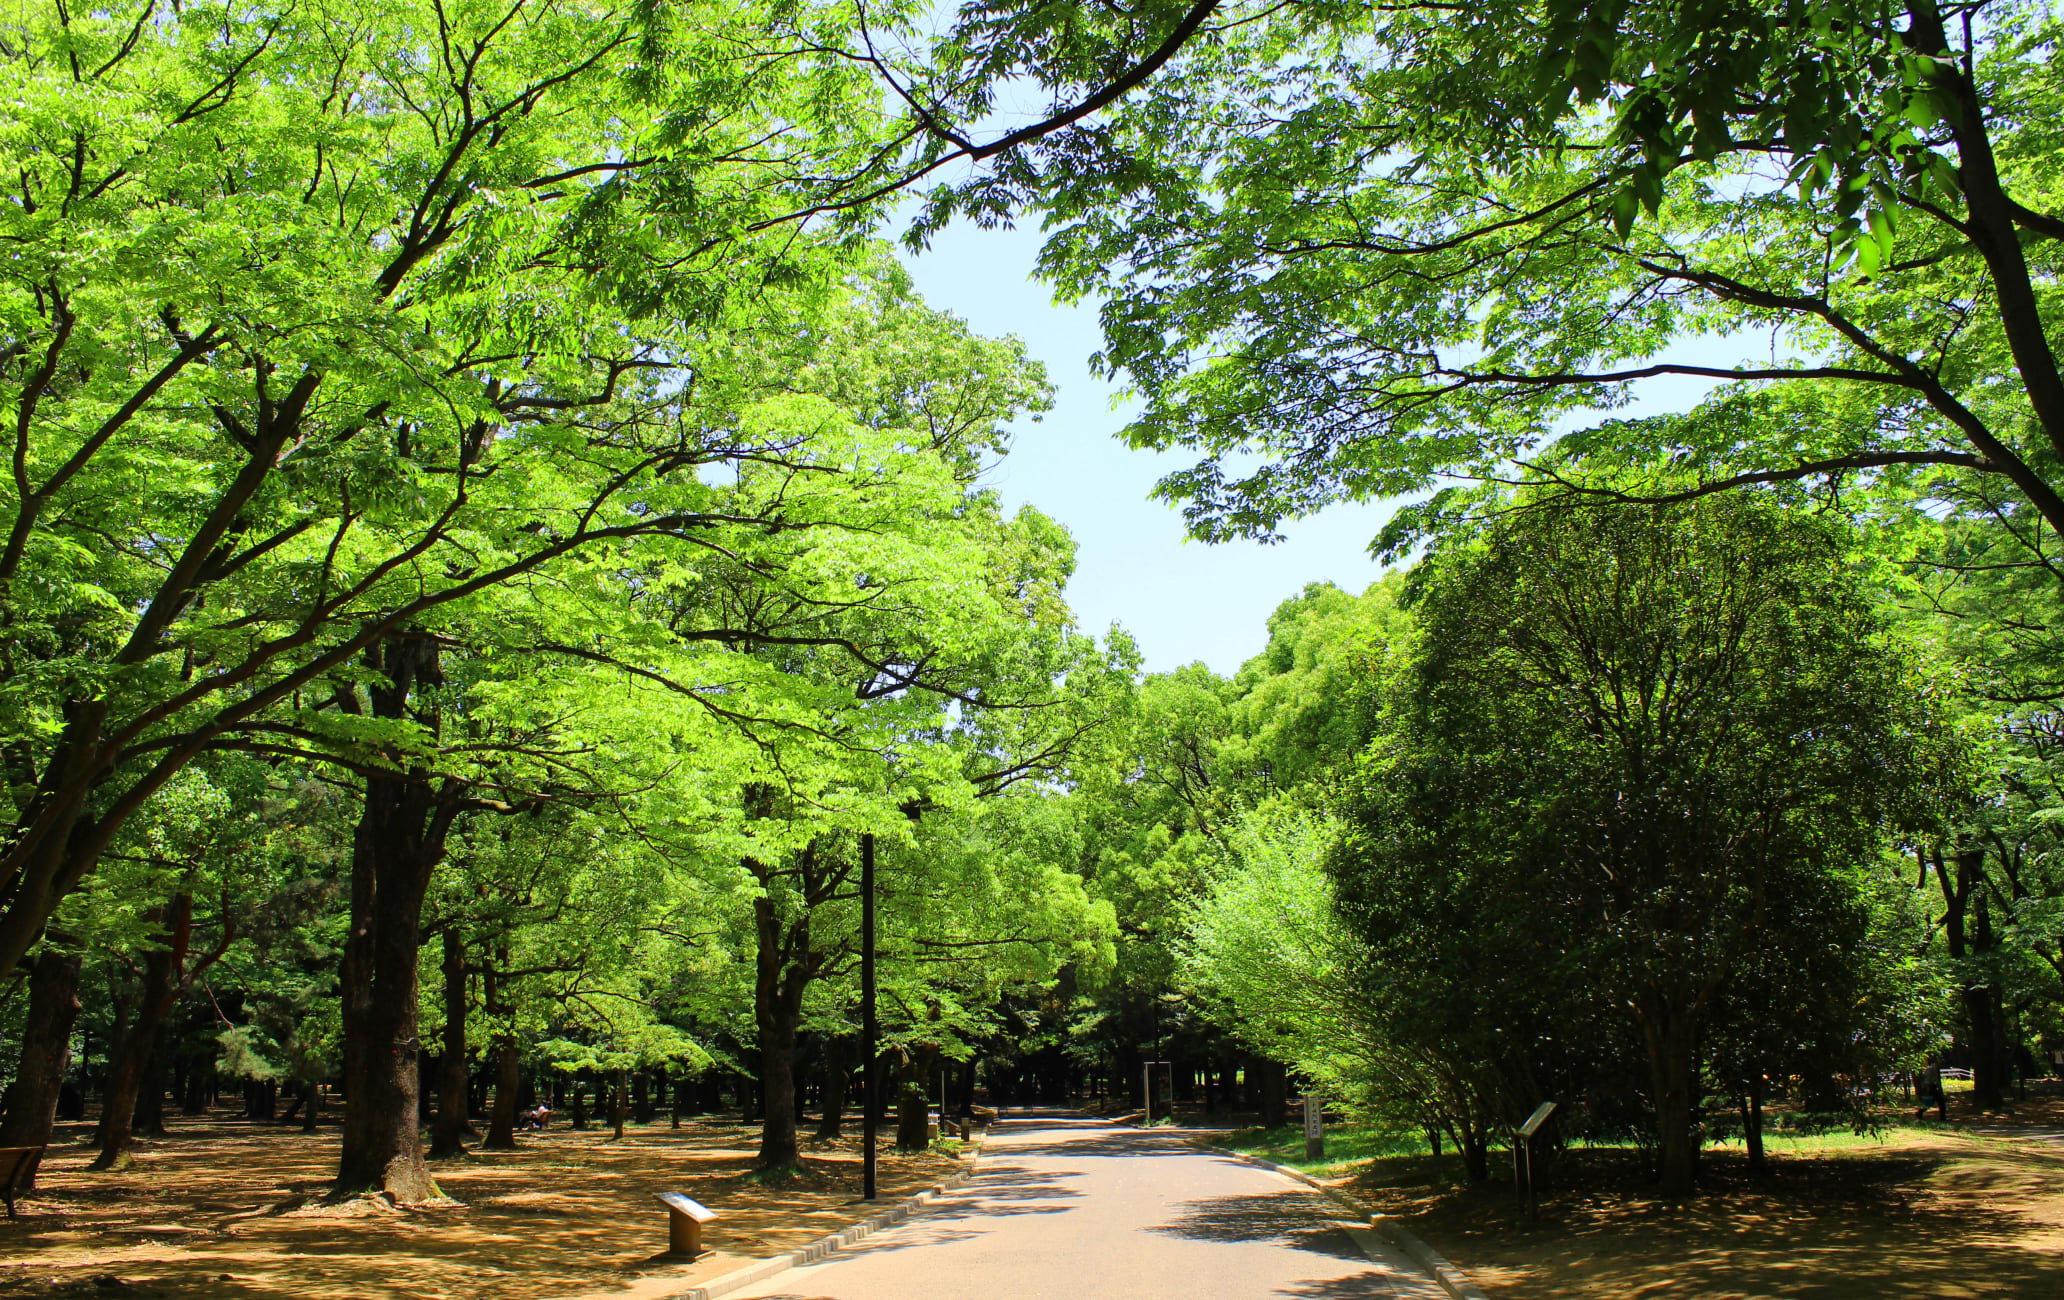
[861,831,878,1200]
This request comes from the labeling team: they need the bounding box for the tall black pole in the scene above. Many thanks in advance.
[861,831,877,1201]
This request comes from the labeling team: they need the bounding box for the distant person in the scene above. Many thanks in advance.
[523,1104,553,1131]
[1917,1065,1947,1121]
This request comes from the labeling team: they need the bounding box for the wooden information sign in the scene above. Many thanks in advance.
[656,1192,718,1257]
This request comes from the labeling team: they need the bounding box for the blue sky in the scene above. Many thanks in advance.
[899,220,1405,677]
[899,217,1730,678]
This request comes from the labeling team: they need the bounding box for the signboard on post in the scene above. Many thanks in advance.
[1515,1101,1557,1219]
[1303,1093,1324,1161]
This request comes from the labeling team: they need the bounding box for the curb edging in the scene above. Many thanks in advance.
[668,1133,986,1300]
[1193,1141,1489,1300]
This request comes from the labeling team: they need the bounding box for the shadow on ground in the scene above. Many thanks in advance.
[0,1112,967,1300]
[1149,1190,1366,1262]
[1356,1130,2064,1299]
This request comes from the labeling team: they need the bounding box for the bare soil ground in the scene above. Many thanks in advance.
[0,1112,966,1300]
[1339,1103,2064,1299]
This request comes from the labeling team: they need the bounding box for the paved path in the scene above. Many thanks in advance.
[1968,1123,2064,1145]
[726,1116,1447,1300]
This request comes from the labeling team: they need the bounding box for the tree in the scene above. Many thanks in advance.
[0,0,889,983]
[924,0,2064,555]
[1334,494,1959,1194]
[1704,860,1937,1172]
[84,767,247,1170]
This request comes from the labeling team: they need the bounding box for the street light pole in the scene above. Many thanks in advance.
[861,831,877,1201]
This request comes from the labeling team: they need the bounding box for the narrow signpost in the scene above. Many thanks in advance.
[1140,1060,1171,1125]
[1515,1100,1557,1219]
[861,831,878,1201]
[1303,1093,1325,1162]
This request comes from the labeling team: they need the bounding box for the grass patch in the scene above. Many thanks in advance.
[1214,1113,2064,1299]
[1216,1122,1429,1177]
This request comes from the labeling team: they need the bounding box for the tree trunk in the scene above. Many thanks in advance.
[92,894,192,1171]
[0,946,84,1185]
[758,1018,801,1165]
[1459,1129,1490,1181]
[134,1051,168,1138]
[896,1047,936,1152]
[485,1038,520,1149]
[300,1077,321,1132]
[751,889,818,1169]
[1741,1077,1766,1176]
[1935,846,2010,1111]
[1967,887,2010,1110]
[1965,981,2009,1111]
[334,635,452,1203]
[1645,1007,1701,1196]
[180,1058,208,1114]
[815,1036,848,1140]
[430,928,472,1158]
[611,1067,628,1141]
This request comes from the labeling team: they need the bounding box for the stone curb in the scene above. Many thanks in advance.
[666,1133,987,1300]
[1192,1141,1490,1300]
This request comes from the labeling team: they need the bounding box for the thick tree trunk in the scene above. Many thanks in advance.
[758,1018,800,1166]
[816,1037,848,1140]
[1965,981,2010,1110]
[1933,846,2010,1111]
[334,636,452,1204]
[0,701,113,980]
[485,1038,520,1149]
[896,1047,936,1152]
[1458,1128,1489,1181]
[430,929,472,1159]
[751,889,818,1169]
[1967,886,2010,1111]
[92,895,191,1170]
[0,946,84,1185]
[1645,1008,1701,1196]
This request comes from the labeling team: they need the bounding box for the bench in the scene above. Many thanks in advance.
[0,1146,44,1218]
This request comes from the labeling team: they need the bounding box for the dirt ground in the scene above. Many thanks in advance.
[0,1112,968,1300]
[1341,1103,2064,1299]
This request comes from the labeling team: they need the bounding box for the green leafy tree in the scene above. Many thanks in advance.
[896,0,2064,557]
[1335,494,1961,1194]
[0,0,890,984]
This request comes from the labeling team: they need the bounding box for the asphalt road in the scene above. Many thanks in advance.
[725,1115,1448,1300]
